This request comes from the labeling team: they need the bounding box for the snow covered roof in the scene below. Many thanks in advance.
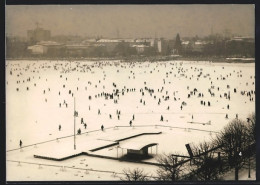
[119,141,158,150]
[37,41,62,46]
[131,44,149,48]
[233,36,253,39]
[97,39,122,43]
[135,39,148,43]
[195,41,206,45]
[182,41,189,45]
[28,45,45,49]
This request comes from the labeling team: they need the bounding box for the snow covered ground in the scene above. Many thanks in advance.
[6,59,255,181]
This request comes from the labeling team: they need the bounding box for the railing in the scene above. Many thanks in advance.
[7,159,124,175]
[6,124,219,153]
[6,159,159,180]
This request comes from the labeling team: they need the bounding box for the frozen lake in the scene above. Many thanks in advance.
[6,59,255,180]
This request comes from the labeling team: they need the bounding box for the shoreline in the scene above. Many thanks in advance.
[6,56,255,63]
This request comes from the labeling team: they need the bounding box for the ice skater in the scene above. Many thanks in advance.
[160,115,164,121]
[101,125,104,131]
[77,128,81,135]
[59,124,61,131]
[19,140,22,148]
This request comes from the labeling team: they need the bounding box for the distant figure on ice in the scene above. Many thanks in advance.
[160,115,164,121]
[81,118,84,124]
[129,120,132,126]
[225,114,228,119]
[84,123,87,129]
[19,140,22,148]
[101,125,104,131]
[98,109,101,115]
[132,114,135,120]
[77,128,81,135]
[236,114,238,119]
[59,124,61,131]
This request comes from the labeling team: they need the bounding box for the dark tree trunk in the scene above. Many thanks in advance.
[235,166,239,180]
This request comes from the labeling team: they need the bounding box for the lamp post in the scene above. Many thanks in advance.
[74,97,78,150]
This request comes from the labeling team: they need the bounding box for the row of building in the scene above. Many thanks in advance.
[25,26,174,56]
[6,26,254,58]
[28,36,254,57]
[27,38,174,56]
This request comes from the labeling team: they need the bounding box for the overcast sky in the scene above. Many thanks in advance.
[6,4,255,39]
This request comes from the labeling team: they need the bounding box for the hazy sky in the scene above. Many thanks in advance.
[6,4,255,38]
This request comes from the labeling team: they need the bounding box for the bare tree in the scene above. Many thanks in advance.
[189,141,222,181]
[214,118,248,180]
[121,168,149,181]
[245,112,256,145]
[156,153,185,181]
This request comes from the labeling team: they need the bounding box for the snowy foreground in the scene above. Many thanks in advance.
[6,60,255,181]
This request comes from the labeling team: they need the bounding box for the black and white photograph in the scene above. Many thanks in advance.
[5,4,256,181]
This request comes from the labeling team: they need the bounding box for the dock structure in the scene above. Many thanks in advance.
[33,129,162,161]
[119,142,158,158]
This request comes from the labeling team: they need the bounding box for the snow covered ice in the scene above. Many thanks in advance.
[6,59,255,181]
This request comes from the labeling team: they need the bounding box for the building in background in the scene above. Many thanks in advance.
[27,26,51,44]
[96,39,122,53]
[27,41,65,57]
[131,44,149,54]
[27,45,47,55]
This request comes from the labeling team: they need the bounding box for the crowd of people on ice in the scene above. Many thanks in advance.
[6,60,255,148]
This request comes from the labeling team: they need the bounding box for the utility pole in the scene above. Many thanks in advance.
[74,97,77,150]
